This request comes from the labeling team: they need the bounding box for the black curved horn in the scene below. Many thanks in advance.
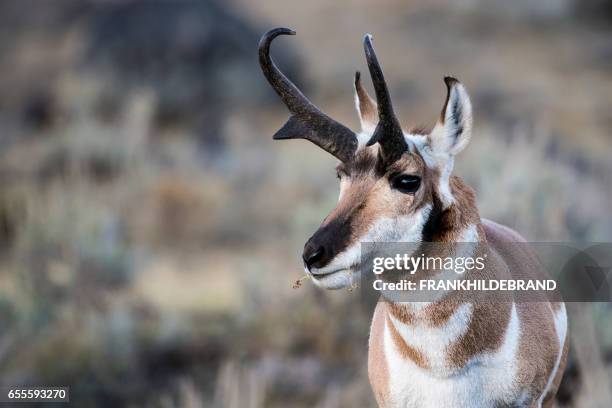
[363,34,407,162]
[259,28,357,163]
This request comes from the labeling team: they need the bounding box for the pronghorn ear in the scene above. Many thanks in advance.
[354,71,378,133]
[429,77,472,157]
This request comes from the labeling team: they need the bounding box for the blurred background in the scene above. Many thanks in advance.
[0,0,611,406]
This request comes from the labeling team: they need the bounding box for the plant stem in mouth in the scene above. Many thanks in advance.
[292,274,311,289]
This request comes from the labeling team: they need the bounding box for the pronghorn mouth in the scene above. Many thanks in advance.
[311,269,347,278]
[308,264,359,279]
[307,266,361,290]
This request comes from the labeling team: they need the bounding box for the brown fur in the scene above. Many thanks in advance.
[515,301,561,402]
[447,300,512,368]
[485,219,567,402]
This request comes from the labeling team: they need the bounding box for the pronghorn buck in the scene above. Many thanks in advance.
[259,28,568,407]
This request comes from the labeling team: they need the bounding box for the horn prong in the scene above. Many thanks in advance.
[259,28,357,162]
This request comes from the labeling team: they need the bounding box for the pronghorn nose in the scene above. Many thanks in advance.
[303,245,326,270]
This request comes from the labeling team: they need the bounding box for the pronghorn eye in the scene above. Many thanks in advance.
[391,174,421,194]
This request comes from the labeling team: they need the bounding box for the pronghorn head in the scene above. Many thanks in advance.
[260,28,475,289]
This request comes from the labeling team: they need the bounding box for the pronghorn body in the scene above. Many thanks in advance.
[368,219,569,408]
[259,28,568,407]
